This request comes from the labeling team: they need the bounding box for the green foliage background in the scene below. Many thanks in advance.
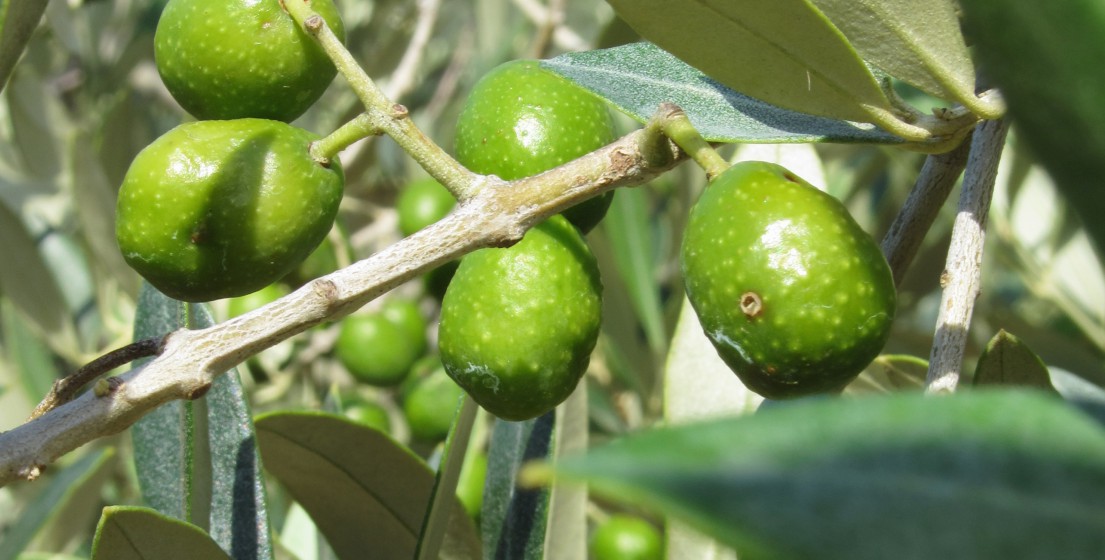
[0,0,1103,559]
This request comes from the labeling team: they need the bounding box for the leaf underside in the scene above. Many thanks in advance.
[543,42,900,145]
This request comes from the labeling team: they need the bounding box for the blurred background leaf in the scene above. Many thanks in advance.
[960,0,1105,255]
[0,0,47,92]
[541,390,1105,560]
[0,448,113,560]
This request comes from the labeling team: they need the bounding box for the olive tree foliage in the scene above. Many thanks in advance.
[0,1,1103,560]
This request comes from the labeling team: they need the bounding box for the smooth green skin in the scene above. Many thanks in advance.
[226,282,289,318]
[681,161,896,399]
[402,365,464,441]
[380,298,428,358]
[116,119,344,302]
[454,60,616,233]
[397,178,457,237]
[336,313,422,387]
[423,261,459,301]
[282,235,339,288]
[589,515,663,560]
[343,400,391,434]
[439,215,602,421]
[395,178,458,298]
[154,0,345,121]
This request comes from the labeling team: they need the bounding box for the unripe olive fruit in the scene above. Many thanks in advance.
[681,161,896,399]
[226,283,289,318]
[589,515,663,560]
[397,178,456,237]
[438,215,602,421]
[335,302,428,387]
[154,0,345,121]
[380,298,429,359]
[116,119,344,302]
[402,365,465,442]
[454,60,616,233]
[343,399,392,434]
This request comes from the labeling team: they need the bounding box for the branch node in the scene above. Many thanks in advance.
[93,377,124,398]
[304,15,323,34]
[27,337,164,421]
[19,464,44,481]
[390,103,410,119]
[312,277,340,305]
[187,382,213,401]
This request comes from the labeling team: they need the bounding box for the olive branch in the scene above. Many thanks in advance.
[0,0,1004,487]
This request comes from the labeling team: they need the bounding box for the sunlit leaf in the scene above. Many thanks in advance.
[845,355,927,395]
[416,395,475,560]
[544,43,899,144]
[255,411,480,560]
[810,0,993,117]
[537,391,1105,560]
[91,506,231,560]
[602,1,892,124]
[664,298,762,424]
[480,389,589,560]
[973,330,1057,392]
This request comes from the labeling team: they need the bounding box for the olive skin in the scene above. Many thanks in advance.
[116,119,344,302]
[681,161,896,399]
[438,215,602,421]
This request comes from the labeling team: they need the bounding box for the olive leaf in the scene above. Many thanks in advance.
[542,43,900,145]
[255,411,480,560]
[603,0,893,125]
[810,0,997,117]
[972,330,1058,392]
[0,0,48,93]
[534,390,1105,560]
[959,0,1105,256]
[91,506,232,560]
[0,448,113,560]
[130,285,274,560]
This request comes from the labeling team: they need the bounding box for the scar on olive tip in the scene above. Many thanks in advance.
[782,172,800,183]
[190,223,208,244]
[740,292,763,318]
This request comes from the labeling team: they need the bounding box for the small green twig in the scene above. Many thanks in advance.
[283,0,478,199]
[28,337,165,421]
[310,112,381,164]
[655,103,728,180]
